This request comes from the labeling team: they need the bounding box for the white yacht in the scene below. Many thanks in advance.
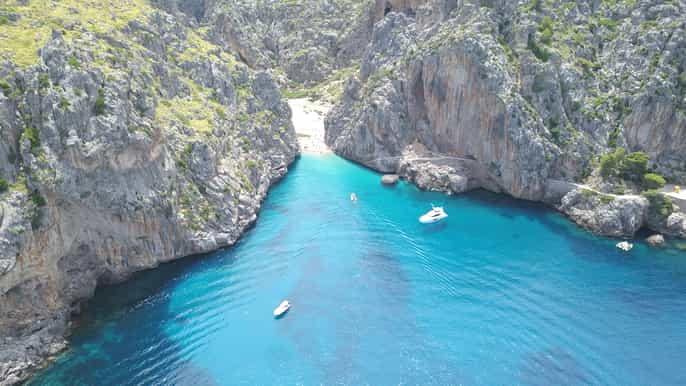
[419,206,448,224]
[273,300,291,317]
[616,241,633,252]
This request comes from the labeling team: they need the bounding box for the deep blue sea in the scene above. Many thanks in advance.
[31,155,686,385]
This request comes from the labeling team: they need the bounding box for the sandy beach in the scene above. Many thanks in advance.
[288,98,332,154]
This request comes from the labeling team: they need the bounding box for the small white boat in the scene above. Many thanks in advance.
[616,241,633,252]
[273,300,291,317]
[350,193,357,202]
[419,206,448,224]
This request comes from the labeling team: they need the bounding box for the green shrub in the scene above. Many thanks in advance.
[528,33,550,62]
[22,126,41,151]
[0,178,8,193]
[215,106,226,120]
[0,80,10,95]
[38,74,50,90]
[600,149,651,183]
[176,144,193,170]
[539,16,554,45]
[577,57,600,72]
[0,16,9,25]
[620,151,649,181]
[528,0,542,12]
[611,181,627,195]
[678,73,686,89]
[598,17,617,31]
[67,56,80,69]
[30,190,46,207]
[643,190,673,219]
[58,96,70,110]
[599,148,625,178]
[643,173,666,189]
[94,89,106,115]
[30,190,46,229]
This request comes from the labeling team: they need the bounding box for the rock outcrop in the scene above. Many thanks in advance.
[325,0,686,237]
[204,0,373,86]
[651,212,686,238]
[646,234,666,247]
[381,174,399,185]
[0,2,297,384]
[558,189,648,238]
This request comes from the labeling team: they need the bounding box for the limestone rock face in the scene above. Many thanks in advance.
[204,0,374,85]
[654,212,686,239]
[0,4,297,384]
[325,0,686,234]
[559,189,648,238]
[327,6,561,201]
[399,160,469,194]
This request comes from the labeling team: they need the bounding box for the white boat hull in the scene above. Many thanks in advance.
[419,213,448,224]
[273,301,291,317]
[616,241,633,252]
[419,207,448,224]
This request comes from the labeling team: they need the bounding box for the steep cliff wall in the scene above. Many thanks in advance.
[203,0,373,86]
[326,0,686,235]
[0,2,297,383]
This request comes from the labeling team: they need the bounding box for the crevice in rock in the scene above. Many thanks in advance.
[409,67,428,143]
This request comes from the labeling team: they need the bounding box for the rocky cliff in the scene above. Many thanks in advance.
[2,0,686,382]
[0,1,297,383]
[200,0,373,99]
[326,0,686,237]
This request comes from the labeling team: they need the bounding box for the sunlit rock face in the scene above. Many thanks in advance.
[326,0,686,225]
[0,2,297,383]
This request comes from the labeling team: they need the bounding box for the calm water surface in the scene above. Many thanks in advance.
[31,155,686,385]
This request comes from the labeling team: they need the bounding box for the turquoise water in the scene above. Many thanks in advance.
[32,155,686,385]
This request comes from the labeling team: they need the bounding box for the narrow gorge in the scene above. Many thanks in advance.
[1,0,686,384]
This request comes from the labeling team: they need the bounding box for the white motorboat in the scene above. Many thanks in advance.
[273,300,291,317]
[419,206,448,224]
[616,241,633,252]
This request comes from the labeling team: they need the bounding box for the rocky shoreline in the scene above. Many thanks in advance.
[2,0,686,383]
[334,149,686,244]
[0,3,299,384]
[324,0,686,243]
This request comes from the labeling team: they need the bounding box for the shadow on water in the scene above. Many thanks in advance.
[461,189,548,223]
[169,361,220,386]
[460,189,678,267]
[460,188,686,317]
[420,221,449,234]
[29,250,233,386]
